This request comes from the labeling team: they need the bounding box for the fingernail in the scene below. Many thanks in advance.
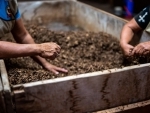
[56,72,59,74]
[63,69,68,72]
[65,70,68,72]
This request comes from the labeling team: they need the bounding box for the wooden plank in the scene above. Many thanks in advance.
[0,60,6,113]
[94,99,150,113]
[0,60,14,113]
[0,76,6,113]
[13,64,150,113]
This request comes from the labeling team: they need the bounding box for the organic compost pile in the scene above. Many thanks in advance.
[3,24,150,85]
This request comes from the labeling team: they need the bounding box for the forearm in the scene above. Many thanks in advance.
[10,18,67,74]
[17,34,50,64]
[13,30,35,44]
[16,33,52,67]
[120,25,134,46]
[31,55,48,68]
[0,41,40,58]
[120,18,142,47]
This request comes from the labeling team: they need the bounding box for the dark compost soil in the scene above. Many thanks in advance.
[3,24,150,85]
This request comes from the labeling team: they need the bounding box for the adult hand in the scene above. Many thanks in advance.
[120,43,134,57]
[131,41,150,56]
[39,42,61,60]
[43,62,68,74]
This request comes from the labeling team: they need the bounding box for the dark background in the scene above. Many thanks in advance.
[79,0,150,15]
[18,0,150,17]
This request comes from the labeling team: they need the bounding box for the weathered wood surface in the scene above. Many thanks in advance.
[0,60,14,113]
[0,69,6,113]
[13,64,150,113]
[94,99,150,113]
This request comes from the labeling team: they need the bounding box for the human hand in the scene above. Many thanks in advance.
[131,41,150,56]
[120,43,134,57]
[44,62,68,75]
[39,42,61,60]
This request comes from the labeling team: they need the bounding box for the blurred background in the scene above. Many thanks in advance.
[78,0,150,20]
[18,0,150,20]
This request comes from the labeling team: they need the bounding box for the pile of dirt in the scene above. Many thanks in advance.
[3,24,149,85]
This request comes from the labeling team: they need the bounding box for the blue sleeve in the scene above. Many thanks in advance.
[15,8,21,20]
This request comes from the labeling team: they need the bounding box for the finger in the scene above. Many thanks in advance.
[56,48,61,54]
[55,67,68,73]
[49,52,59,60]
[53,43,61,49]
[138,48,144,55]
[129,45,134,51]
[129,51,134,56]
[49,52,58,59]
[128,49,133,56]
[135,47,141,54]
[57,45,61,49]
[55,51,60,57]
[50,44,60,53]
[47,52,56,60]
[130,47,134,51]
[50,69,59,75]
[143,50,150,55]
[132,47,142,55]
[131,49,135,55]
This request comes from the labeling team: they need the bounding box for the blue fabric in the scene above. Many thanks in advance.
[0,0,21,21]
[124,0,134,17]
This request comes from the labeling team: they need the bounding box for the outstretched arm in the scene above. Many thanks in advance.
[11,18,68,74]
[0,41,40,58]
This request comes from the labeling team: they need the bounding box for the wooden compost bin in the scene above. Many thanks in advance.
[1,0,150,113]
